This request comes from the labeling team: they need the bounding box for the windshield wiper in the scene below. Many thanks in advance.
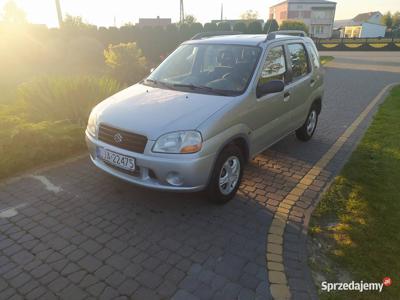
[144,79,177,90]
[172,83,231,96]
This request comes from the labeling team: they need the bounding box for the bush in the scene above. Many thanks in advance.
[279,20,309,34]
[263,19,279,33]
[104,42,148,85]
[204,22,218,31]
[18,75,121,125]
[217,22,232,31]
[233,22,247,33]
[0,116,85,179]
[247,21,263,34]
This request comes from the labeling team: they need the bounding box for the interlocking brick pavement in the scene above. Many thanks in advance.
[1,52,399,299]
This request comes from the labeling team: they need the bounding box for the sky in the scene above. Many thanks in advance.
[1,0,399,28]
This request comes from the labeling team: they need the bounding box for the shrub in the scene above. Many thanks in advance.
[263,19,279,33]
[279,20,309,34]
[217,22,232,31]
[233,22,247,33]
[204,22,218,31]
[247,21,263,34]
[18,75,121,125]
[0,116,85,179]
[104,42,148,85]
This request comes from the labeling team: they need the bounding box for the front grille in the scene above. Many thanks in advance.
[98,124,147,153]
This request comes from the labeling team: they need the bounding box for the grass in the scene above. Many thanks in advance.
[309,85,400,299]
[321,56,334,65]
[0,118,86,180]
[0,75,122,180]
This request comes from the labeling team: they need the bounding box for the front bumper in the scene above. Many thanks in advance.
[85,132,216,192]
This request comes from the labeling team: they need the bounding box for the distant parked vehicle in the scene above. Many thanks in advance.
[86,31,324,203]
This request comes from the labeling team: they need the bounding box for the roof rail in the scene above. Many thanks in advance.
[264,30,307,42]
[191,31,242,40]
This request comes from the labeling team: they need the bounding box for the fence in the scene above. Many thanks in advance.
[314,37,400,51]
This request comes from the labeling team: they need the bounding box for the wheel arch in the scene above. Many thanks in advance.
[312,97,322,115]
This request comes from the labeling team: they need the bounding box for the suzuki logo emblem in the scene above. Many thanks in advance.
[113,133,123,143]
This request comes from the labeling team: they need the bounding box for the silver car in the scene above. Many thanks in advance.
[86,31,324,203]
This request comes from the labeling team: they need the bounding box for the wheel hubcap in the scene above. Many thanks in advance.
[306,110,317,136]
[219,156,241,195]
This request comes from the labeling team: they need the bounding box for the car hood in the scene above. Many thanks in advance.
[95,84,231,140]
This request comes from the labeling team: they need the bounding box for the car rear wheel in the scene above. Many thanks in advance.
[295,106,319,141]
[206,144,244,204]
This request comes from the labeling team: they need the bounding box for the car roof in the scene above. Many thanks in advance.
[183,34,303,47]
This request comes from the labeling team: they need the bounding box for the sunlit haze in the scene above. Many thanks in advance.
[1,0,399,27]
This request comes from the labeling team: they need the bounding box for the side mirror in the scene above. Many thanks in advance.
[256,80,284,98]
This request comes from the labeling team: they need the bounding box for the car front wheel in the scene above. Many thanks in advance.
[206,144,244,204]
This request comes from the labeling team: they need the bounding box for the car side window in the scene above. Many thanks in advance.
[287,43,309,80]
[258,46,287,87]
[306,43,320,69]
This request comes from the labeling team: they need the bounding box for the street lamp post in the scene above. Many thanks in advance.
[55,0,63,27]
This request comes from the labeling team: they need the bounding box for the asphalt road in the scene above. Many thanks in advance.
[0,51,399,300]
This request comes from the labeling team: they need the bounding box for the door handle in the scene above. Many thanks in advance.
[283,91,291,102]
[310,79,316,87]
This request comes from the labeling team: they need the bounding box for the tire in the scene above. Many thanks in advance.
[295,106,319,142]
[206,144,244,204]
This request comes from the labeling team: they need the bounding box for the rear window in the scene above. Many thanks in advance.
[287,43,309,80]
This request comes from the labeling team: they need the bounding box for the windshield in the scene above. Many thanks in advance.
[145,44,262,96]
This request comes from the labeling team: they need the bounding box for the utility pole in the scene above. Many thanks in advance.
[180,0,185,23]
[55,0,63,27]
[220,3,224,21]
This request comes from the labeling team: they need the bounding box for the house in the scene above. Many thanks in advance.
[136,16,171,28]
[334,12,386,38]
[269,0,337,38]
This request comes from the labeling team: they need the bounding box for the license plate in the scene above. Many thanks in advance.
[97,148,135,171]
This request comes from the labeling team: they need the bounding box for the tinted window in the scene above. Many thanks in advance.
[258,46,287,87]
[287,43,309,80]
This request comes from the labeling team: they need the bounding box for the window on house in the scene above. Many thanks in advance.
[314,25,324,35]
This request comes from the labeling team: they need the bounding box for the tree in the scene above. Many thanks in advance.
[247,21,262,34]
[263,19,279,33]
[279,20,308,34]
[393,12,400,29]
[204,22,218,31]
[104,43,148,85]
[189,22,203,35]
[382,11,393,29]
[1,0,26,23]
[241,10,259,20]
[63,14,96,30]
[184,14,197,25]
[179,23,191,40]
[233,22,247,33]
[217,22,231,31]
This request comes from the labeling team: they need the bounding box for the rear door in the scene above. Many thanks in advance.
[283,42,313,130]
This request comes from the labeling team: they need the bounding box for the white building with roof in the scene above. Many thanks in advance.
[334,11,386,38]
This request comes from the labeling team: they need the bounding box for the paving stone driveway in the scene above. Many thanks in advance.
[1,52,399,300]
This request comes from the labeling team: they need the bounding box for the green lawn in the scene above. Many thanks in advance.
[309,85,400,299]
[321,56,334,65]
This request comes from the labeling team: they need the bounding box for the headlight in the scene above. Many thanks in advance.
[86,110,98,137]
[153,131,202,154]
